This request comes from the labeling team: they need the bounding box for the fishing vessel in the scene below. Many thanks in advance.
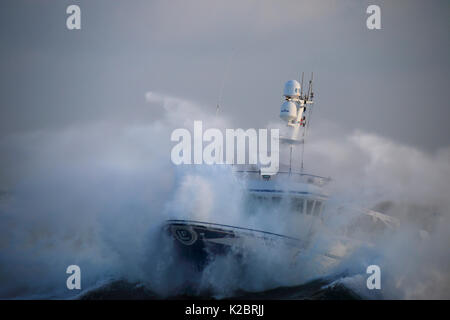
[164,75,398,270]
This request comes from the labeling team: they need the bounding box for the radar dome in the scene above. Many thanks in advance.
[280,101,297,121]
[283,80,301,98]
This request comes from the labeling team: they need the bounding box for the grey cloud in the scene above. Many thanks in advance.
[1,0,449,152]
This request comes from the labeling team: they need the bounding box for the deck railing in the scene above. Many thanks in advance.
[233,169,331,186]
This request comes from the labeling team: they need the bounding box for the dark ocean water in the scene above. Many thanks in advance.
[79,278,361,300]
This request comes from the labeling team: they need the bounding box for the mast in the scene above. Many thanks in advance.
[279,73,315,172]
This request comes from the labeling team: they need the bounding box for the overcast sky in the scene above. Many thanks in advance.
[1,1,450,299]
[1,0,449,152]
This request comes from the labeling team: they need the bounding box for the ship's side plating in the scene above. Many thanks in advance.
[165,218,310,270]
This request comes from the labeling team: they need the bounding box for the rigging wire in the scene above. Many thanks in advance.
[216,48,237,116]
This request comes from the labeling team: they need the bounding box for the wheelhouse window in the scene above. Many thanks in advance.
[306,200,315,215]
[313,201,323,216]
[248,194,325,217]
[290,198,304,213]
[271,196,282,204]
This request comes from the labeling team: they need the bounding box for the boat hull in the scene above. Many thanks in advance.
[164,219,307,270]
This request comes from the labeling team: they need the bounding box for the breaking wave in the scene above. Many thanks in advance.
[0,92,449,299]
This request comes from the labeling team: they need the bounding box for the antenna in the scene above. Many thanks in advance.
[301,141,305,171]
[301,72,315,172]
[300,72,304,97]
[307,72,313,100]
[289,145,293,174]
[305,73,315,132]
[216,49,236,115]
